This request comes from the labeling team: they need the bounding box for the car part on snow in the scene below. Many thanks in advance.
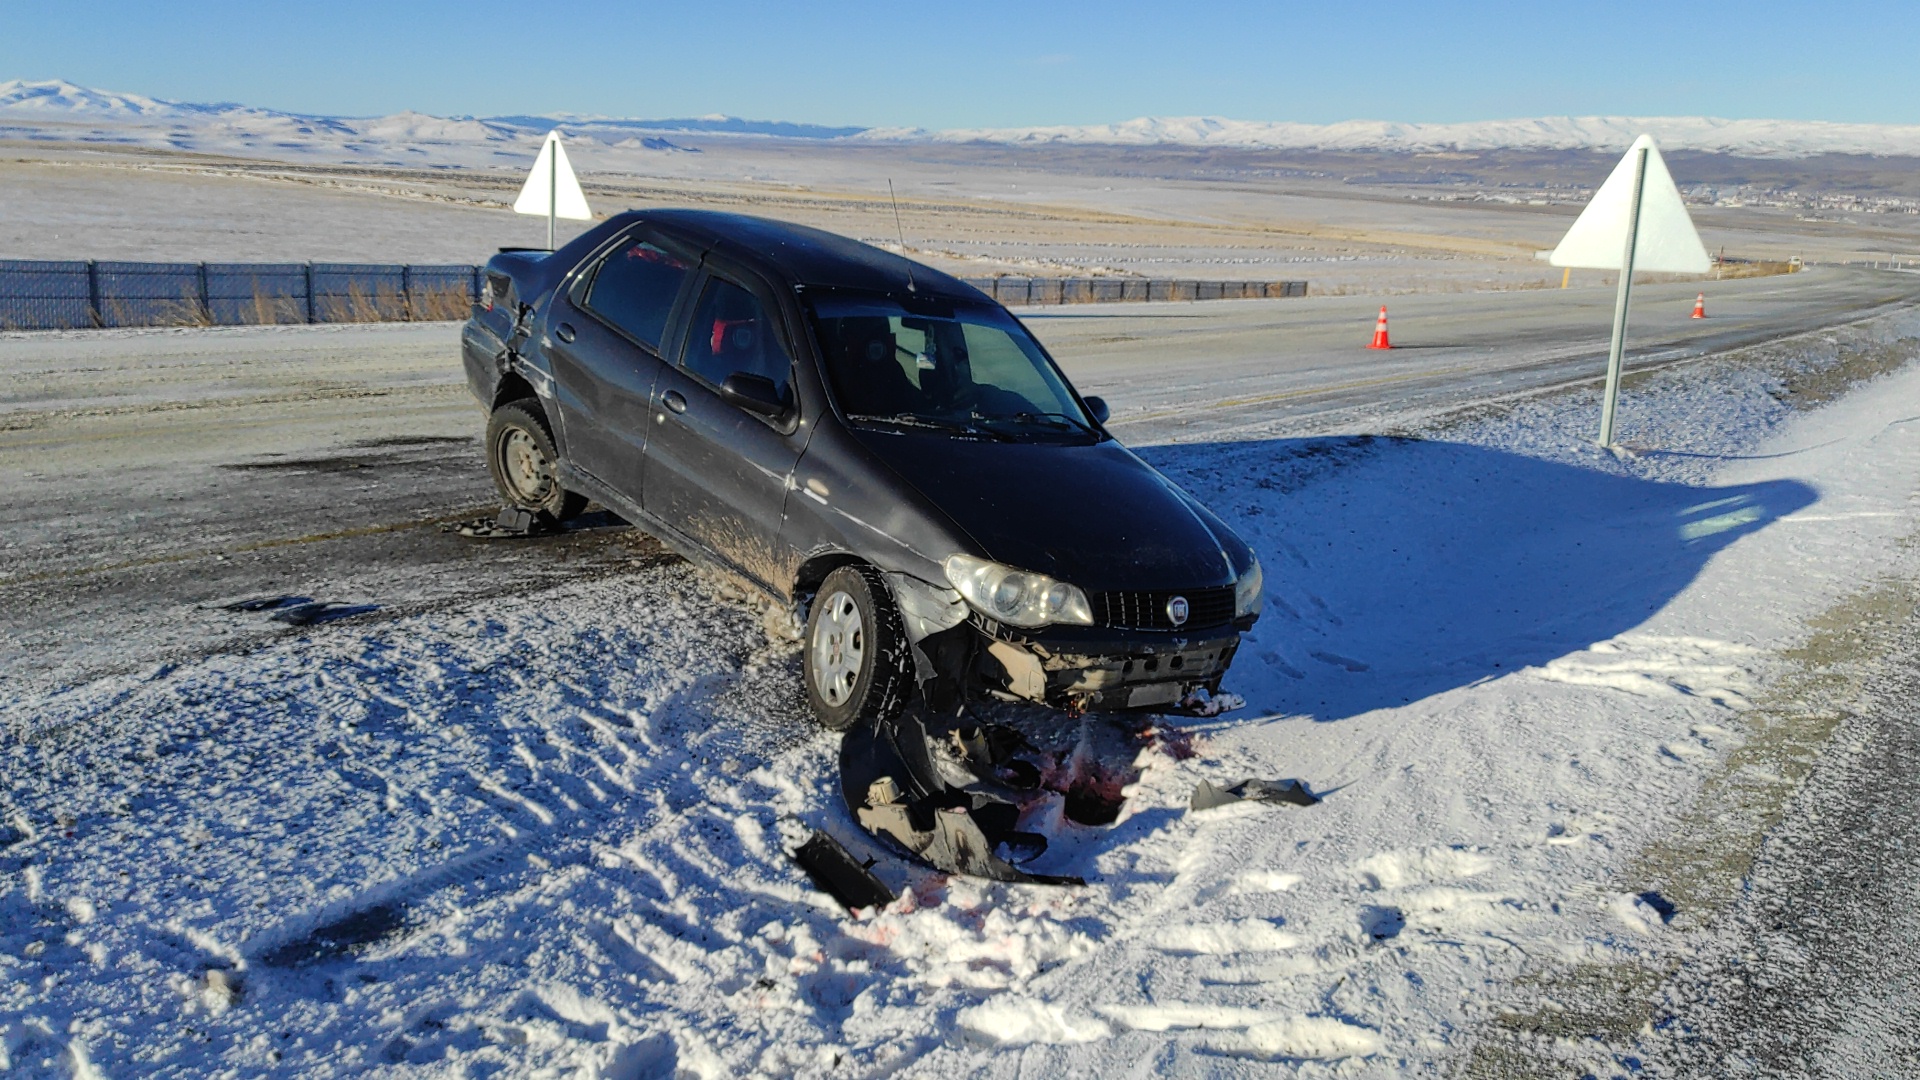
[445,505,563,538]
[1189,777,1321,811]
[789,830,894,913]
[217,595,380,626]
[268,601,382,627]
[220,594,311,613]
[840,707,1083,886]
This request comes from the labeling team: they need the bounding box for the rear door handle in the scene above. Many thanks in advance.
[662,390,688,414]
[554,322,575,343]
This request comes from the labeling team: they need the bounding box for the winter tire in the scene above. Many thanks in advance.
[804,565,913,731]
[486,398,588,521]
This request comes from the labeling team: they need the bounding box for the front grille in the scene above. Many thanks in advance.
[1096,586,1235,631]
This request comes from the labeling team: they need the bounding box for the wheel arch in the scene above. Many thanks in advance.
[491,372,538,413]
[792,551,867,610]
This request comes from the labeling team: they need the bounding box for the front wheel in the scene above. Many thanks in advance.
[804,565,913,731]
[485,399,588,521]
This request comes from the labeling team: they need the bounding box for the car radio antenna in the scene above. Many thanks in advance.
[888,179,916,293]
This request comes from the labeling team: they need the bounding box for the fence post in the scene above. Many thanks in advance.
[304,263,315,324]
[401,264,413,322]
[86,260,102,328]
[196,263,211,324]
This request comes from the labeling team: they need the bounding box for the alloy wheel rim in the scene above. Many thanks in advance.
[812,590,865,707]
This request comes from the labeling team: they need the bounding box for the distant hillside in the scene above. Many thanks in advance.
[6,78,1919,160]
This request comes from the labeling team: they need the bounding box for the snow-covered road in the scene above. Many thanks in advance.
[4,289,1919,1077]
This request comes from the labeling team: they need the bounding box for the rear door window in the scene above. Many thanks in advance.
[683,277,793,401]
[584,239,692,351]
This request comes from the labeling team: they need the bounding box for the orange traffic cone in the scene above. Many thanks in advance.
[1367,305,1392,349]
[1691,293,1706,319]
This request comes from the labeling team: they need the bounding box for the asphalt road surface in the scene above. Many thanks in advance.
[1641,606,1920,1077]
[2,268,1915,692]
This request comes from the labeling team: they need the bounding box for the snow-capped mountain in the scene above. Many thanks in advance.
[6,78,1919,160]
[881,114,1920,158]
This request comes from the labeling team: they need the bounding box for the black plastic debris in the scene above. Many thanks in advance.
[950,723,1041,790]
[1190,777,1321,811]
[220,595,311,613]
[445,506,561,539]
[791,830,894,913]
[269,601,381,627]
[840,708,1083,887]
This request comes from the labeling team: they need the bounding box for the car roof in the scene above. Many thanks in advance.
[623,209,989,306]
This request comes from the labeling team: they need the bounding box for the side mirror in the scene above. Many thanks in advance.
[720,373,790,418]
[1082,395,1111,425]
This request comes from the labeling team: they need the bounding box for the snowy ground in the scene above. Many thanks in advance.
[4,307,1919,1077]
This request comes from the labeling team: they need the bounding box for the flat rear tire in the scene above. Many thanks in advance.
[486,399,588,521]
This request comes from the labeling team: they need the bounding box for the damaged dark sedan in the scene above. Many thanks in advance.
[461,209,1263,732]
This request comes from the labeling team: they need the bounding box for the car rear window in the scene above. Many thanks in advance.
[584,240,691,351]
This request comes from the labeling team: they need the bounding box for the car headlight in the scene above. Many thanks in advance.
[943,554,1094,629]
[1234,557,1264,618]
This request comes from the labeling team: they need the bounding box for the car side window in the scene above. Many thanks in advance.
[684,278,792,401]
[583,239,692,351]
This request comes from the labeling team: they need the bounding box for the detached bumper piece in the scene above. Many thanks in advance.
[840,708,1082,887]
[790,830,895,913]
[445,505,561,539]
[1189,777,1321,811]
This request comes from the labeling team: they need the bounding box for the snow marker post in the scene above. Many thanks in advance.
[1548,134,1711,448]
[513,130,592,251]
[1598,144,1648,449]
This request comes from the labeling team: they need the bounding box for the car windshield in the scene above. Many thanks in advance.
[810,295,1096,440]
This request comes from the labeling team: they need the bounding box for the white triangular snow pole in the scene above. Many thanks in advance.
[513,130,592,250]
[1549,134,1710,447]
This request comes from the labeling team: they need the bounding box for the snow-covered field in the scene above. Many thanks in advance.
[4,310,1919,1077]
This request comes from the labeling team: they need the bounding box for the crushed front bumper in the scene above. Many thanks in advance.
[973,621,1245,712]
[884,572,1249,714]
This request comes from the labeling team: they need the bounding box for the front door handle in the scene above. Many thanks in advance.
[662,390,688,414]
[554,322,575,343]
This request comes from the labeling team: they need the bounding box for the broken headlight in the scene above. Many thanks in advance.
[943,554,1094,629]
[1235,557,1264,618]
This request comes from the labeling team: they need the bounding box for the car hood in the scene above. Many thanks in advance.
[852,430,1238,592]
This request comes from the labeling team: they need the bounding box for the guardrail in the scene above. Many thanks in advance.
[960,277,1308,305]
[0,260,485,331]
[0,260,1309,331]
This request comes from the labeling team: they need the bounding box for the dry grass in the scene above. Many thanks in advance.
[1710,260,1799,280]
[409,285,473,321]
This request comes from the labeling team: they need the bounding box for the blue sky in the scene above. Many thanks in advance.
[6,0,1914,128]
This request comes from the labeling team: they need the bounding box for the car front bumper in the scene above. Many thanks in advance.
[973,620,1246,712]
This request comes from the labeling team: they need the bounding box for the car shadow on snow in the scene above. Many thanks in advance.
[1138,435,1818,722]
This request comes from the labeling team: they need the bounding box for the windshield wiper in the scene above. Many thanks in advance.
[845,413,1014,440]
[974,410,1097,436]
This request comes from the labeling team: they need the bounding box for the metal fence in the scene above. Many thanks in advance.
[0,260,486,331]
[0,260,1308,332]
[960,277,1308,306]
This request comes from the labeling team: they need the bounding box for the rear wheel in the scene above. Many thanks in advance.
[486,399,588,521]
[804,565,913,731]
